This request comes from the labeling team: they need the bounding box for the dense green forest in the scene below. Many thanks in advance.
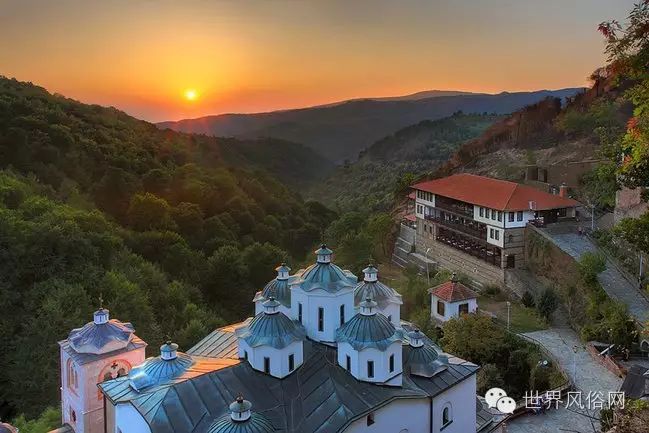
[309,113,501,211]
[0,77,341,419]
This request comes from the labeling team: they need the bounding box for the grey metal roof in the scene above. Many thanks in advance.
[354,281,403,309]
[620,364,649,399]
[59,335,147,365]
[476,398,497,432]
[404,344,449,378]
[208,413,275,433]
[188,323,246,359]
[66,313,136,354]
[129,351,194,392]
[335,311,401,351]
[314,245,333,256]
[101,325,479,433]
[235,311,305,349]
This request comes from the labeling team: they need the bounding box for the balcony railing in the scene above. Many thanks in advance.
[434,199,474,218]
[437,229,501,266]
[425,215,486,240]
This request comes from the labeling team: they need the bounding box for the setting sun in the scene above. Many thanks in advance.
[184,89,198,101]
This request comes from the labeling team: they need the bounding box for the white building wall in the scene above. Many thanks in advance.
[290,287,354,343]
[473,206,505,228]
[503,210,535,228]
[431,374,477,433]
[114,402,152,433]
[343,397,430,433]
[338,342,402,385]
[380,303,401,328]
[238,340,303,378]
[61,350,85,433]
[430,296,478,322]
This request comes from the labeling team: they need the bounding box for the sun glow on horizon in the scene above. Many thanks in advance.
[184,89,198,101]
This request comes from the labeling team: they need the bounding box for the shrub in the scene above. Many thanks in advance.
[521,291,535,308]
[536,288,558,320]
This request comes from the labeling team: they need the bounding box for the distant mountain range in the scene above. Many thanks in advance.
[158,88,584,163]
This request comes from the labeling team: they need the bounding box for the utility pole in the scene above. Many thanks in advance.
[591,203,595,231]
[506,301,511,331]
[572,345,578,386]
[425,247,431,286]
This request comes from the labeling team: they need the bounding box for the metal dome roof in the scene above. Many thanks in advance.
[354,280,402,309]
[128,344,194,392]
[67,309,135,355]
[208,413,275,433]
[259,277,291,307]
[236,309,305,349]
[335,308,400,351]
[404,330,448,378]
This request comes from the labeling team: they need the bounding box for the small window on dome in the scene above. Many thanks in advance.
[318,307,324,332]
[389,354,395,373]
[298,303,303,324]
[288,354,295,372]
[339,304,345,326]
[367,360,374,378]
[442,404,452,428]
[264,357,271,374]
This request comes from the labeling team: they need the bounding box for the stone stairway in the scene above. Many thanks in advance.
[391,224,436,275]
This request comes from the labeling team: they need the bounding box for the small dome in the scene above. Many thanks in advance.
[236,308,305,349]
[208,397,274,433]
[405,331,448,378]
[336,304,400,351]
[0,423,17,433]
[67,309,135,355]
[293,246,356,293]
[275,263,291,278]
[354,268,402,309]
[129,342,193,391]
[259,276,291,308]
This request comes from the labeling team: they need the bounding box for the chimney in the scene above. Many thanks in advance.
[559,183,569,198]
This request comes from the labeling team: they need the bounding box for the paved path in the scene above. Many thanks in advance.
[546,232,649,322]
[507,328,622,433]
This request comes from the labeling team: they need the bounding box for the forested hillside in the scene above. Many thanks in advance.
[0,77,338,419]
[160,88,581,163]
[310,113,501,211]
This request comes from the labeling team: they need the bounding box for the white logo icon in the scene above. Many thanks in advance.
[496,396,516,414]
[485,388,507,408]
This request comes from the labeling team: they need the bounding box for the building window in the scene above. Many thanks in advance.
[389,354,395,373]
[508,212,515,222]
[485,209,490,218]
[459,303,469,315]
[491,211,496,220]
[67,359,78,391]
[340,304,345,326]
[318,307,324,332]
[479,207,484,217]
[494,230,500,241]
[442,405,452,428]
[367,412,375,426]
[346,355,351,372]
[517,211,523,221]
[288,354,295,372]
[497,211,502,222]
[437,301,445,316]
[298,303,303,323]
[244,351,248,361]
[70,408,76,424]
[367,361,374,378]
[264,357,270,374]
[489,228,494,239]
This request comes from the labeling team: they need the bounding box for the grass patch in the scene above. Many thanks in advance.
[478,296,548,333]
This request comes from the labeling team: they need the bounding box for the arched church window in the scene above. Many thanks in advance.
[67,359,77,391]
[117,368,127,377]
[442,403,452,428]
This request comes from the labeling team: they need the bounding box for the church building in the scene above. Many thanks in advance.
[56,245,495,433]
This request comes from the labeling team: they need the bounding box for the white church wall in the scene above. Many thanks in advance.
[238,339,303,378]
[115,402,152,433]
[343,397,430,433]
[290,287,354,343]
[431,374,477,433]
[356,343,402,384]
[379,303,401,327]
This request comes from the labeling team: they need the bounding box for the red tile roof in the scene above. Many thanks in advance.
[412,173,580,211]
[428,279,478,302]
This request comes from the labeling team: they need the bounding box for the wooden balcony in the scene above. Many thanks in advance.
[425,215,486,240]
[436,227,501,267]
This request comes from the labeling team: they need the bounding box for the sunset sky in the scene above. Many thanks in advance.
[1,0,635,122]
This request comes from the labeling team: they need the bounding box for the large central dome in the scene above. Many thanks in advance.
[292,245,357,292]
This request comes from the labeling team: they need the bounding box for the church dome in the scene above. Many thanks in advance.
[236,298,305,349]
[0,423,17,433]
[208,397,274,433]
[129,342,194,391]
[293,245,357,293]
[67,308,135,355]
[335,299,400,351]
[257,263,292,307]
[354,264,402,309]
[404,329,448,377]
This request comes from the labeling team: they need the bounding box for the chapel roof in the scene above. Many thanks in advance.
[428,274,478,302]
[62,309,144,356]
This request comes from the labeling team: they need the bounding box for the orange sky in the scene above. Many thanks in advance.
[0,0,635,122]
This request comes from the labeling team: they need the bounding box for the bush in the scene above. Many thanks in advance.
[12,407,60,433]
[483,284,501,296]
[477,363,504,395]
[536,288,559,320]
[530,364,551,392]
[578,252,606,285]
[521,291,535,308]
